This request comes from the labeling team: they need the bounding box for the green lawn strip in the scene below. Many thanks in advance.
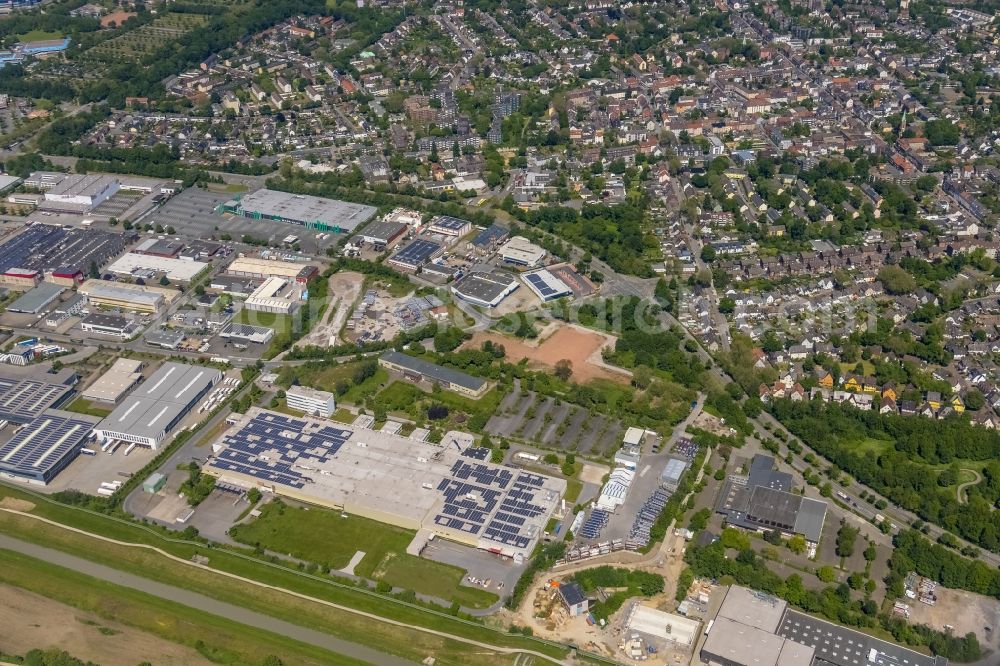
[62,397,113,418]
[565,479,583,503]
[331,407,355,423]
[0,548,373,666]
[16,30,64,42]
[231,502,498,608]
[0,491,566,660]
[0,511,520,666]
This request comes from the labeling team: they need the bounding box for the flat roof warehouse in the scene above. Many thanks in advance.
[205,408,566,559]
[224,188,377,233]
[94,362,221,448]
[0,410,101,484]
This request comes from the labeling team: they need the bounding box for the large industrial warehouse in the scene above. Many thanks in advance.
[0,368,78,424]
[0,410,101,485]
[221,188,377,233]
[94,362,221,449]
[701,586,947,666]
[205,408,565,560]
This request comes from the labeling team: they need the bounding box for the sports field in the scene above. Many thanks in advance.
[467,323,630,384]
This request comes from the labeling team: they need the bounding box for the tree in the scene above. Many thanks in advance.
[836,521,859,558]
[554,359,573,381]
[786,534,807,555]
[964,389,985,411]
[700,245,717,263]
[718,297,736,314]
[817,565,836,583]
[924,119,960,146]
[878,265,917,294]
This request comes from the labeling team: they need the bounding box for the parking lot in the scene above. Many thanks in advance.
[141,188,341,255]
[421,538,522,599]
[485,382,624,457]
[40,442,157,496]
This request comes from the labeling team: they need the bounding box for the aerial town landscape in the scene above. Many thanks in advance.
[2,0,1000,665]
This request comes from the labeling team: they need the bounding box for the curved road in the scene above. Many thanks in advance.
[958,469,983,505]
[0,534,410,666]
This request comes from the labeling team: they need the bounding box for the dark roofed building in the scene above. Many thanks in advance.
[356,220,408,249]
[716,454,827,543]
[470,224,510,251]
[558,582,588,616]
[379,351,488,398]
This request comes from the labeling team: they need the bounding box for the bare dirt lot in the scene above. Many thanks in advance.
[467,324,629,384]
[906,586,1000,655]
[296,270,365,348]
[0,584,212,666]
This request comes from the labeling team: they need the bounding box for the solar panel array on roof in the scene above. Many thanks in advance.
[778,609,946,666]
[210,411,352,488]
[0,375,76,424]
[389,238,442,268]
[0,224,128,275]
[522,270,572,301]
[0,409,100,483]
[433,453,548,551]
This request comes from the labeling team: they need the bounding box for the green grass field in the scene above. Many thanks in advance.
[0,548,372,666]
[230,501,498,609]
[63,397,113,418]
[0,505,555,665]
[851,437,893,455]
[278,360,388,405]
[370,381,502,430]
[16,30,64,42]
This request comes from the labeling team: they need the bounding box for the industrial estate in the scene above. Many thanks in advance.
[1,0,1000,665]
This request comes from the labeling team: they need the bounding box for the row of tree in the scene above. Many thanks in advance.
[771,399,1000,552]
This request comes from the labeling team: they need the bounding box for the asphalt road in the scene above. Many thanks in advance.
[0,534,413,666]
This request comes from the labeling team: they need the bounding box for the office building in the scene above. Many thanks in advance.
[80,313,141,339]
[285,386,335,417]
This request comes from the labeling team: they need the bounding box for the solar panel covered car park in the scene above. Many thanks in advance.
[0,410,101,484]
[205,408,566,559]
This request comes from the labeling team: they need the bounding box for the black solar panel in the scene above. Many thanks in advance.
[214,412,351,490]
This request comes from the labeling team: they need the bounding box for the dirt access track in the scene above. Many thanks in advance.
[466,323,632,385]
[0,584,212,666]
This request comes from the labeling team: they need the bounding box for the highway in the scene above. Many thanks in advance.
[0,533,411,666]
